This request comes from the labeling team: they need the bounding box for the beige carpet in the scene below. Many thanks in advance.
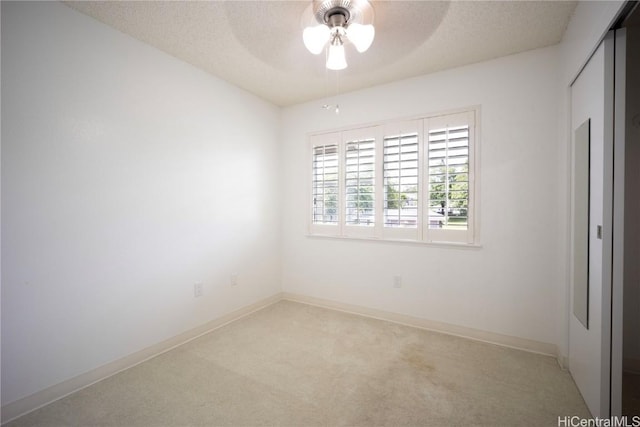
[7,300,590,426]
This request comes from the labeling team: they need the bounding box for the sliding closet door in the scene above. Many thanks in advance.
[610,27,626,417]
[569,32,615,417]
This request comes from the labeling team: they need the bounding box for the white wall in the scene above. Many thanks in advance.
[1,1,281,406]
[560,0,626,85]
[281,46,563,346]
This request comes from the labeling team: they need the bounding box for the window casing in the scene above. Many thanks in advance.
[309,108,478,245]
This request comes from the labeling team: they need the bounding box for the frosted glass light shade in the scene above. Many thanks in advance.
[346,23,374,53]
[303,25,330,54]
[326,43,347,70]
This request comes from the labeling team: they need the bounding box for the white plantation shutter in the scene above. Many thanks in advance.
[308,108,477,244]
[380,121,422,240]
[424,111,475,243]
[310,133,340,233]
[427,126,469,229]
[383,132,419,228]
[342,127,378,238]
[345,139,375,226]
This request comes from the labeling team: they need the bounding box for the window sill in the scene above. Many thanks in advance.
[305,233,482,249]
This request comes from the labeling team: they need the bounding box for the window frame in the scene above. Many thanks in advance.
[307,107,480,246]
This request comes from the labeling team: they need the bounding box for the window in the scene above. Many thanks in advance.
[309,108,478,245]
[425,112,475,243]
[312,136,339,226]
[345,138,375,227]
[383,131,419,229]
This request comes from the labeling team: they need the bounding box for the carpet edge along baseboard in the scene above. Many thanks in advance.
[1,293,284,425]
[2,292,559,424]
[281,292,558,357]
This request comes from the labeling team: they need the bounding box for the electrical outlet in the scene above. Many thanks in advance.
[231,274,238,287]
[194,282,204,297]
[393,275,402,288]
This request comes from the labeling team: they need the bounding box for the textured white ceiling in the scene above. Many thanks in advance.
[64,1,577,107]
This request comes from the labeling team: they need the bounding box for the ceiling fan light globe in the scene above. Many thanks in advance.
[346,23,374,53]
[303,25,330,54]
[326,43,347,70]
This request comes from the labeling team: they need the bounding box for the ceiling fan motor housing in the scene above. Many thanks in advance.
[313,0,367,27]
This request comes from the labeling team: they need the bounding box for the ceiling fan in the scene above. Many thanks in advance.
[301,0,375,70]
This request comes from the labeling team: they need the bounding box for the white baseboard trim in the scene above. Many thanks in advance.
[1,293,283,425]
[282,292,558,357]
[557,354,570,370]
[624,357,640,375]
[3,291,560,424]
